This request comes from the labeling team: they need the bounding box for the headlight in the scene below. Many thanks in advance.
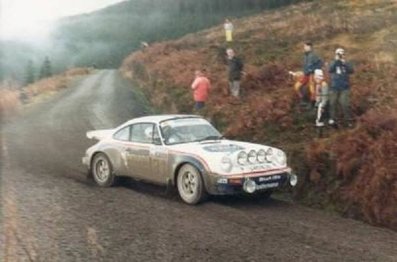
[220,156,233,172]
[247,150,257,164]
[265,148,273,162]
[289,174,298,186]
[257,149,266,163]
[243,179,256,194]
[237,151,248,165]
[276,150,287,166]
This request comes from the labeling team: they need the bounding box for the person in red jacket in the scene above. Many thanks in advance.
[191,70,211,111]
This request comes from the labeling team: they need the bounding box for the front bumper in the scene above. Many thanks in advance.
[205,170,298,195]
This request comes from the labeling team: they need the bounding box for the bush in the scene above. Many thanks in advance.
[0,89,20,119]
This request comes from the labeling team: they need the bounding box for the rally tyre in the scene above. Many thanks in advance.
[177,164,207,205]
[92,153,117,187]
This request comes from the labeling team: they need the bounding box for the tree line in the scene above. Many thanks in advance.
[1,0,310,85]
[24,57,53,85]
[52,0,309,69]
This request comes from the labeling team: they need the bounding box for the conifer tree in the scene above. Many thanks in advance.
[39,56,52,79]
[25,60,35,85]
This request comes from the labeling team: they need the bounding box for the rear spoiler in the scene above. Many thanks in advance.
[86,129,114,140]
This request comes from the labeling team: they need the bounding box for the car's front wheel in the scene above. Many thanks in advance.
[177,164,207,205]
[92,153,117,187]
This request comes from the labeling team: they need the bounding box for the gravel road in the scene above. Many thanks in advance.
[1,70,397,262]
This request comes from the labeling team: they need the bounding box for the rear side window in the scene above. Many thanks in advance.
[113,126,130,141]
[131,123,155,144]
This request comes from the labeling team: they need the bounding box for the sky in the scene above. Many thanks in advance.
[0,0,125,40]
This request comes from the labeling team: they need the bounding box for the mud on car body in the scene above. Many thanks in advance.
[83,115,298,204]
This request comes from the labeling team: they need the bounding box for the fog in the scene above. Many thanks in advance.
[0,0,305,87]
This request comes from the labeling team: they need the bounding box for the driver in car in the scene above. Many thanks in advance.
[162,125,181,144]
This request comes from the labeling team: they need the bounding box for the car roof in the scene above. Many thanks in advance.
[125,114,202,125]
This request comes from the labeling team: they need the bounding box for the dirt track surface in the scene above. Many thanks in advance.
[1,70,397,262]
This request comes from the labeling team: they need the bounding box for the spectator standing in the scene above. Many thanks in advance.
[140,41,149,51]
[297,42,323,105]
[224,19,234,43]
[328,48,354,127]
[191,70,211,111]
[313,69,329,127]
[226,48,244,98]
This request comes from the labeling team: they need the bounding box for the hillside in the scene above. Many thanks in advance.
[0,0,305,84]
[0,68,92,120]
[121,0,397,230]
[51,0,305,69]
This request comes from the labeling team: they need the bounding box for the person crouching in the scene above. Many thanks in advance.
[191,69,211,111]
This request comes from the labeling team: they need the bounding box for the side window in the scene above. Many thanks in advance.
[131,123,156,144]
[113,126,131,141]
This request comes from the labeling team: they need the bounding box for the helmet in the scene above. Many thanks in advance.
[314,69,324,79]
[335,48,345,55]
[144,127,153,138]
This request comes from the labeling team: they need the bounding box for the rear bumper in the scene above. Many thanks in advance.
[204,169,298,195]
[82,155,89,167]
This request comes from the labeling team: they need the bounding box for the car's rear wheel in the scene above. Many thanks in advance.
[177,164,207,205]
[92,153,117,187]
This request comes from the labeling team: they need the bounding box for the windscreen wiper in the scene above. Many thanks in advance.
[197,135,224,142]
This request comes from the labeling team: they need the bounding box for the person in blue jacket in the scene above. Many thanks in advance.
[328,48,354,127]
[296,42,323,105]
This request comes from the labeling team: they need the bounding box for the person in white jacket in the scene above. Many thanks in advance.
[313,69,329,127]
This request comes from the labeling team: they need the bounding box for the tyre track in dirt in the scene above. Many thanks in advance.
[1,70,397,261]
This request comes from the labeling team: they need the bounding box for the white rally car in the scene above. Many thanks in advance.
[82,115,298,204]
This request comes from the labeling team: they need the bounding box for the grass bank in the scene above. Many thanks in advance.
[121,0,397,230]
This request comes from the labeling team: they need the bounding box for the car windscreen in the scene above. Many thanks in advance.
[160,118,222,145]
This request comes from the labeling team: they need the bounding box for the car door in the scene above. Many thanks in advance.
[148,124,169,184]
[125,123,153,180]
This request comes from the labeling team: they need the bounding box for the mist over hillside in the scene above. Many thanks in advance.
[0,0,306,85]
[53,0,305,68]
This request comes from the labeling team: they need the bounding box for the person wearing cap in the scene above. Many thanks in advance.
[313,69,329,127]
[328,48,354,126]
[297,42,323,105]
[191,69,211,111]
